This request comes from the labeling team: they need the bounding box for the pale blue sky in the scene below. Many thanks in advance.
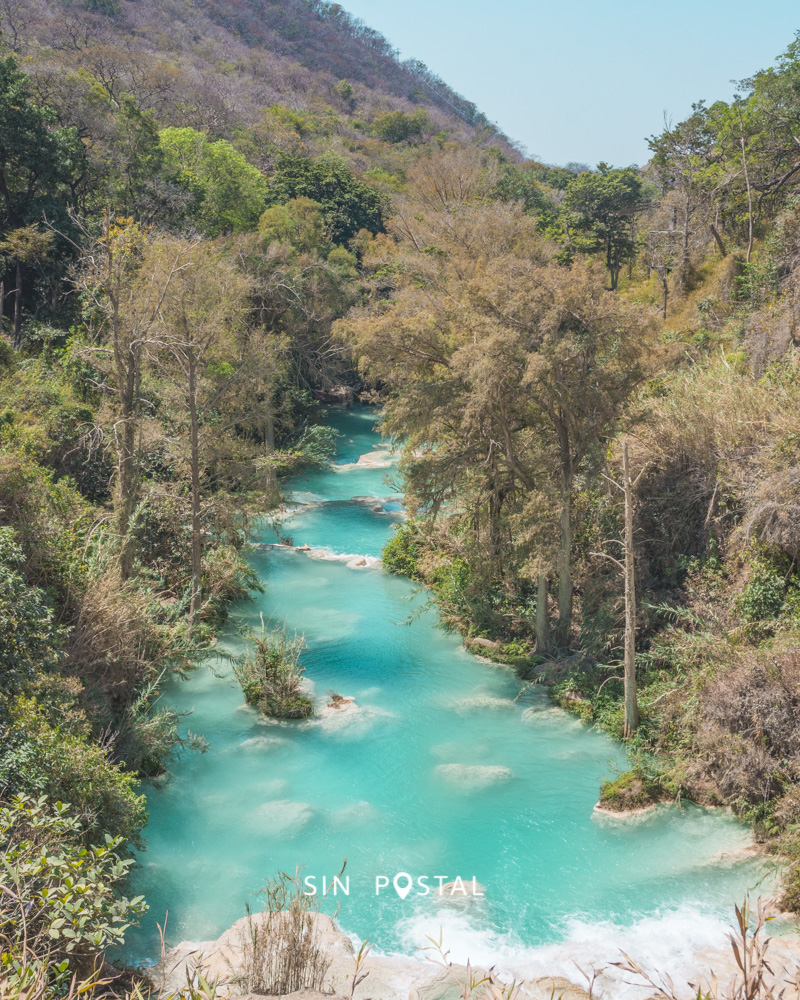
[340,0,799,167]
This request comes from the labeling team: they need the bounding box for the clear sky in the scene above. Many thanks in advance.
[338,0,799,167]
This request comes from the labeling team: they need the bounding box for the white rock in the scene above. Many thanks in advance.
[435,764,515,790]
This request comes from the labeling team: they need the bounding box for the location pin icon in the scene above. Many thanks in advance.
[393,872,413,900]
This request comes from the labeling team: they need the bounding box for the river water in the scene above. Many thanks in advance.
[126,406,771,983]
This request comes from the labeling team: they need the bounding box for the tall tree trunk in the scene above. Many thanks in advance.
[535,574,551,655]
[709,223,727,258]
[737,103,754,264]
[679,196,691,294]
[661,272,668,320]
[264,407,277,494]
[13,260,22,349]
[628,219,635,279]
[0,277,4,339]
[556,482,573,647]
[622,441,639,738]
[188,353,202,626]
[555,427,573,648]
[115,341,140,579]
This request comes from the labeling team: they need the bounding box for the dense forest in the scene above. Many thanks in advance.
[4,0,800,994]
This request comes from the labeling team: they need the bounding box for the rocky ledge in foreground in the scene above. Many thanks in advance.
[147,906,800,1000]
[146,909,596,1000]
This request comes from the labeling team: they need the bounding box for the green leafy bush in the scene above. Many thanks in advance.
[0,698,147,845]
[0,527,63,694]
[0,794,145,989]
[371,109,430,143]
[737,557,787,626]
[234,623,312,719]
[382,521,422,579]
[598,768,667,813]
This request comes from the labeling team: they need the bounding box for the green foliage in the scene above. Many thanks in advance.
[108,97,165,217]
[492,162,549,214]
[259,196,328,252]
[233,622,313,719]
[382,521,422,579]
[0,698,147,845]
[737,555,787,627]
[0,794,144,990]
[371,109,430,143]
[293,423,341,467]
[0,528,62,695]
[267,152,386,244]
[598,768,667,812]
[159,126,268,235]
[0,56,83,228]
[562,163,644,288]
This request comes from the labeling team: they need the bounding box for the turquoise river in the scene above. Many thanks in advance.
[125,406,774,982]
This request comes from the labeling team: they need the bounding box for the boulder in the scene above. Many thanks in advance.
[410,967,492,1000]
[324,694,356,712]
[248,993,347,1000]
[526,977,592,1000]
[468,637,500,651]
[435,764,514,789]
[435,879,486,903]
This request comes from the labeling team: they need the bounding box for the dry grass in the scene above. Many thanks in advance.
[236,871,332,996]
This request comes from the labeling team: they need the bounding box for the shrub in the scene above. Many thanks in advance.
[598,768,667,813]
[371,109,430,143]
[0,698,147,845]
[0,794,146,988]
[233,622,312,719]
[737,557,787,626]
[0,527,63,695]
[382,521,422,579]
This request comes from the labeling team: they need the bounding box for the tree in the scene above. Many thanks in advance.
[337,198,655,649]
[0,527,62,695]
[648,105,724,293]
[159,126,268,236]
[0,56,82,230]
[0,57,81,339]
[151,241,250,624]
[267,151,386,244]
[371,109,430,143]
[0,225,54,347]
[73,219,192,577]
[562,164,645,289]
[591,441,646,737]
[108,96,165,219]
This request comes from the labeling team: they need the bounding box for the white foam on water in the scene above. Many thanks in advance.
[307,702,395,736]
[333,449,397,470]
[261,778,289,796]
[286,544,382,570]
[389,903,753,1000]
[521,705,584,729]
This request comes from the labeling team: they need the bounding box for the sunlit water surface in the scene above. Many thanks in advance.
[125,407,772,978]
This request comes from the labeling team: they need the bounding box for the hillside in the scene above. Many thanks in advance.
[10,0,513,153]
